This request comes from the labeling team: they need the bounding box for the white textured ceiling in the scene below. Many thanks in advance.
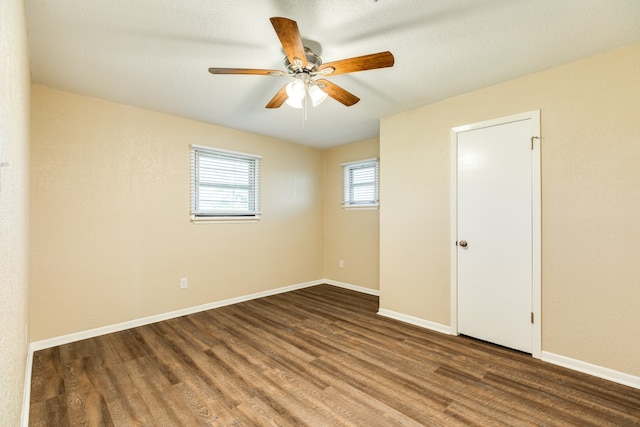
[26,0,640,148]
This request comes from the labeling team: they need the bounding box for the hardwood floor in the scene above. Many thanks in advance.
[29,285,640,426]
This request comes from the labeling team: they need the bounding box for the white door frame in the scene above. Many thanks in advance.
[450,110,541,358]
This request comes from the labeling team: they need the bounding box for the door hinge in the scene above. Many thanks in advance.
[531,136,541,150]
[530,312,534,324]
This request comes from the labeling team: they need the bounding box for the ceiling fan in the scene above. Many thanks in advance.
[208,17,395,110]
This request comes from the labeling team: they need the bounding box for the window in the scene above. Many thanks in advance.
[190,145,261,220]
[342,158,379,208]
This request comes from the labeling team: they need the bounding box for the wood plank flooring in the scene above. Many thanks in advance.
[29,285,640,426]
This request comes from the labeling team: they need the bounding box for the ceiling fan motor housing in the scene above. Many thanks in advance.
[285,47,322,73]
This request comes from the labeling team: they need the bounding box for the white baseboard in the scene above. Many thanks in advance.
[377,308,451,335]
[29,279,324,352]
[28,279,377,352]
[376,310,640,390]
[541,351,640,390]
[323,279,380,296]
[21,346,34,427]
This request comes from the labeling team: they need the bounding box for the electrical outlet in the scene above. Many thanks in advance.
[180,278,188,289]
[339,260,344,268]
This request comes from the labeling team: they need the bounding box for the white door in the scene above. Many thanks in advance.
[454,114,538,354]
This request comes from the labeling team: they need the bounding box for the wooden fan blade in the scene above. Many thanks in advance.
[318,51,394,76]
[316,79,360,106]
[265,84,289,109]
[270,17,307,69]
[208,68,285,76]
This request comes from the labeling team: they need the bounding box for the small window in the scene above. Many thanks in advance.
[190,145,261,221]
[342,158,379,208]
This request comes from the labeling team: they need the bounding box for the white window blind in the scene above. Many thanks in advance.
[190,145,261,219]
[342,158,379,208]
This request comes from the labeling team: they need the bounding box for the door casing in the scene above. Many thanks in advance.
[450,110,541,358]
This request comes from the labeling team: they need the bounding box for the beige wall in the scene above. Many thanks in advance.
[30,86,325,341]
[323,138,379,290]
[380,43,640,376]
[0,0,30,424]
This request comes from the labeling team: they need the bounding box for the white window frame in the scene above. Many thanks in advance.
[342,158,379,209]
[190,144,261,222]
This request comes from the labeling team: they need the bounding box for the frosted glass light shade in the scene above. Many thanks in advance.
[285,80,304,109]
[309,85,328,106]
[286,80,304,100]
[285,96,303,109]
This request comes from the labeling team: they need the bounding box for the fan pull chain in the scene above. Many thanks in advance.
[301,81,309,129]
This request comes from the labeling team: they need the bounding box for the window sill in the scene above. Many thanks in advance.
[191,215,261,224]
[342,204,379,211]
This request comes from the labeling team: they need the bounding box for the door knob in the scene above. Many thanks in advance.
[459,240,468,247]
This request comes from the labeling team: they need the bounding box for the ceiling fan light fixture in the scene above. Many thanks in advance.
[284,80,328,109]
[285,80,305,100]
[285,80,304,109]
[309,85,328,106]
